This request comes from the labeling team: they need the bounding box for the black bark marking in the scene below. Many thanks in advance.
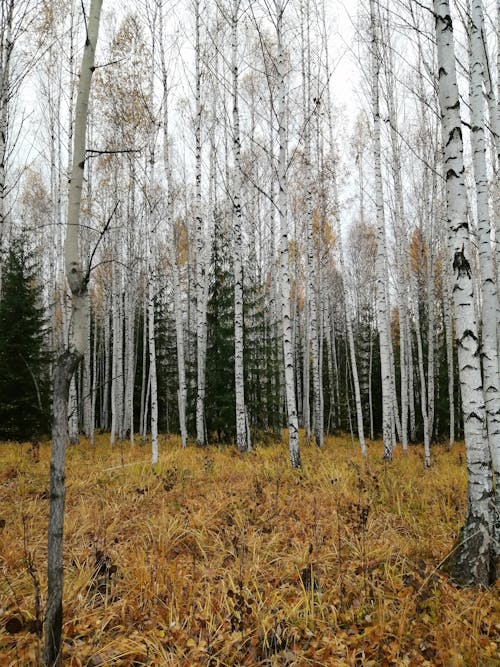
[462,329,478,341]
[446,168,461,180]
[453,245,472,279]
[446,126,462,146]
[465,411,483,422]
[442,14,453,30]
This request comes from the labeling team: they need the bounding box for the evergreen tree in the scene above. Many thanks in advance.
[206,215,235,443]
[155,293,180,434]
[244,278,281,442]
[0,237,51,440]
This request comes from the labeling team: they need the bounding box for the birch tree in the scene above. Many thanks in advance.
[469,0,500,559]
[369,0,394,459]
[194,0,208,446]
[159,4,188,448]
[301,0,322,449]
[334,185,367,457]
[274,0,300,468]
[45,1,103,663]
[231,0,250,452]
[147,5,159,465]
[0,0,15,293]
[434,0,495,586]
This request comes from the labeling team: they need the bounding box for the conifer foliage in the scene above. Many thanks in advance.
[0,237,51,440]
[206,217,235,442]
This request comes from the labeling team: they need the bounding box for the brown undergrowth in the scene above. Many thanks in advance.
[0,435,499,666]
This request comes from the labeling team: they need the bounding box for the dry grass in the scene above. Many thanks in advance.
[0,434,499,666]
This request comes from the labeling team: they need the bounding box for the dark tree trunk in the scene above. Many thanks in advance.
[44,350,81,667]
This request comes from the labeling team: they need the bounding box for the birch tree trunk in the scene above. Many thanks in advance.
[369,0,394,459]
[110,268,123,446]
[333,177,366,455]
[306,158,321,448]
[413,287,431,467]
[0,0,13,294]
[124,165,136,445]
[147,5,159,466]
[45,2,102,663]
[232,0,249,452]
[194,0,207,446]
[139,295,147,439]
[299,0,321,448]
[90,310,98,446]
[159,6,187,448]
[382,23,409,452]
[341,254,366,457]
[407,315,416,441]
[427,242,436,439]
[275,0,300,467]
[444,277,455,447]
[368,325,374,440]
[147,241,158,465]
[434,0,495,586]
[102,305,110,430]
[68,377,78,444]
[469,0,500,558]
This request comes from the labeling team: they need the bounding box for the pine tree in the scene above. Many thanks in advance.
[0,237,51,440]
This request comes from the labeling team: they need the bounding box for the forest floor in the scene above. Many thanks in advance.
[0,435,499,667]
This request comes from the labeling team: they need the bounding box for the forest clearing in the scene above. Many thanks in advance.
[1,435,499,666]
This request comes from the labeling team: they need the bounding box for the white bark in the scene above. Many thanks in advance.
[407,316,416,441]
[139,295,147,439]
[413,288,431,467]
[368,325,374,440]
[68,377,78,444]
[147,247,158,465]
[90,310,98,446]
[82,296,92,438]
[497,6,500,287]
[444,277,455,447]
[334,184,366,455]
[173,252,188,447]
[231,0,249,453]
[159,5,187,448]
[383,28,409,452]
[194,0,207,446]
[302,309,311,440]
[124,285,135,444]
[124,169,136,446]
[342,258,366,457]
[469,0,500,557]
[102,306,110,430]
[427,243,436,439]
[110,269,122,446]
[434,0,495,586]
[305,143,321,445]
[0,0,14,292]
[370,0,394,459]
[147,5,159,466]
[399,288,409,453]
[275,0,300,467]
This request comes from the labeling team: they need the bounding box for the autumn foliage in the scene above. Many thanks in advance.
[0,437,499,666]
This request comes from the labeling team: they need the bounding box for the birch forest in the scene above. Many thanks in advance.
[1,0,500,664]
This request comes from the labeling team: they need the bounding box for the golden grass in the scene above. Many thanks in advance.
[0,434,499,666]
